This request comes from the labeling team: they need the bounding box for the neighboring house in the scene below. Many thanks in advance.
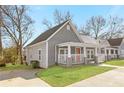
[25,20,124,68]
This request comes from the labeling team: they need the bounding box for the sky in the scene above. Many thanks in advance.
[26,5,124,45]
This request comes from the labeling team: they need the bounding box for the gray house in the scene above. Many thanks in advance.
[25,20,124,68]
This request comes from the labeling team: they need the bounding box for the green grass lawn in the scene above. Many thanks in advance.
[36,65,114,87]
[0,63,32,71]
[105,59,124,66]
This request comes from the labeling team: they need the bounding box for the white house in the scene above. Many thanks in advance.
[25,20,124,68]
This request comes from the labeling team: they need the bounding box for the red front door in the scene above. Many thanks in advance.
[76,48,81,62]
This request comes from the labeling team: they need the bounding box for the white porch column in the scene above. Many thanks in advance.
[108,49,111,55]
[68,45,71,58]
[83,46,86,57]
[83,46,87,64]
[67,44,72,67]
[113,49,115,55]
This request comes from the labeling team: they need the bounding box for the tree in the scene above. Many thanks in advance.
[42,19,52,29]
[100,16,124,39]
[83,16,106,39]
[42,9,73,29]
[54,9,73,25]
[0,5,34,64]
[79,25,92,36]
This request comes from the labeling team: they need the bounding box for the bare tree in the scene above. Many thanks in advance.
[0,5,34,64]
[79,25,92,36]
[100,16,124,39]
[83,16,106,39]
[54,9,73,25]
[42,9,73,29]
[42,19,52,29]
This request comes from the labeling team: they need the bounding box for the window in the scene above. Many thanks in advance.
[67,25,70,30]
[101,48,105,54]
[106,50,109,54]
[60,50,64,54]
[111,49,114,54]
[87,50,90,58]
[91,51,94,58]
[115,50,118,54]
[39,50,41,60]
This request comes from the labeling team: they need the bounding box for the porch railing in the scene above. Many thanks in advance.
[58,54,84,64]
[98,54,106,63]
[98,54,118,62]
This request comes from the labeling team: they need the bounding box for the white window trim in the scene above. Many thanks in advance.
[46,41,48,68]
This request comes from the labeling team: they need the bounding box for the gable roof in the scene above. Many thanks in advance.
[98,39,110,47]
[27,21,68,46]
[79,34,97,45]
[108,38,123,46]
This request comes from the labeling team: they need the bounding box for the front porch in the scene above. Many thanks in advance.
[56,42,119,67]
[56,42,98,66]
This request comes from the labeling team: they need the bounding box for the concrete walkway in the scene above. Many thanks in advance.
[0,69,50,87]
[68,65,124,87]
[99,64,124,68]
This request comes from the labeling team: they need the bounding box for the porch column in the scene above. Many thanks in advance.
[68,45,71,58]
[95,47,98,64]
[67,45,72,67]
[84,46,87,64]
[104,48,107,61]
[108,49,111,55]
[84,46,86,57]
[108,49,111,60]
[113,49,115,54]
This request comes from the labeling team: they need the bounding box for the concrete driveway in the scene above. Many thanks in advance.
[0,69,50,87]
[68,68,124,87]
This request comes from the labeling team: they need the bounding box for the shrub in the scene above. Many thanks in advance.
[3,47,19,64]
[0,56,5,67]
[31,60,39,68]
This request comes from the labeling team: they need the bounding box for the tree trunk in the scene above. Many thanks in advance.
[16,44,19,55]
[19,34,23,64]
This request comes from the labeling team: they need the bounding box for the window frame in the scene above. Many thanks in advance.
[38,49,41,60]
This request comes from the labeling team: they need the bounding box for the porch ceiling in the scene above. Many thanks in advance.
[57,42,97,47]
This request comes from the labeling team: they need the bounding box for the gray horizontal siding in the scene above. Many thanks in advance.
[48,23,80,66]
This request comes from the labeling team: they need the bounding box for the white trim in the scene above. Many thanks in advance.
[69,22,83,43]
[27,41,46,48]
[68,45,71,57]
[58,48,68,62]
[86,48,95,59]
[83,46,86,57]
[46,21,69,42]
[46,41,48,68]
[55,45,57,62]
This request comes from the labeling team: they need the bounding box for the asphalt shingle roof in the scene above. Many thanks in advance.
[27,21,68,46]
[108,38,123,46]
